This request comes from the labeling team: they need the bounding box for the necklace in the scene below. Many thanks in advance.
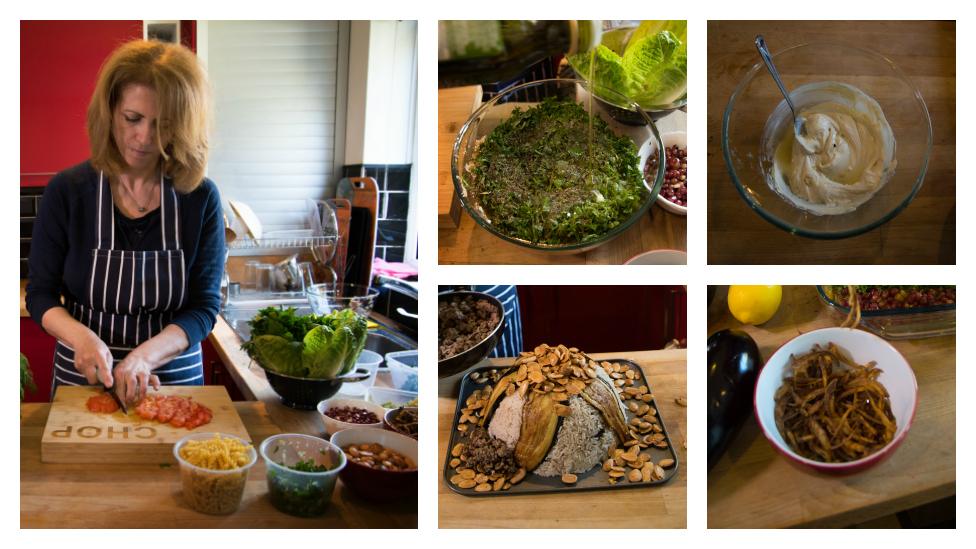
[118,179,158,213]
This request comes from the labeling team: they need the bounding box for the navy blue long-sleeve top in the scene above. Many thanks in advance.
[26,160,225,347]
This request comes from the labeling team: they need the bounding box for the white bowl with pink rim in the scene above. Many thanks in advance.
[638,130,687,216]
[624,249,687,265]
[753,327,917,474]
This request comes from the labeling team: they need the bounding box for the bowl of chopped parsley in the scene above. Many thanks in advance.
[259,433,346,517]
[452,78,665,253]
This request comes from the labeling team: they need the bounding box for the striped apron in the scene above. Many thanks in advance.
[52,171,204,390]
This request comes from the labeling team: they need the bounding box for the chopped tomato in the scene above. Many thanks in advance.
[131,394,212,430]
[85,393,119,414]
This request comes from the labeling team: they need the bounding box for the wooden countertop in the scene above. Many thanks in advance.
[438,349,687,528]
[21,401,417,528]
[706,20,956,264]
[706,286,955,528]
[438,87,687,265]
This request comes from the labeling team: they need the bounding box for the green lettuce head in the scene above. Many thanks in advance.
[569,20,687,109]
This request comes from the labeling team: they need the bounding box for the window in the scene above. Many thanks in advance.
[202,20,349,232]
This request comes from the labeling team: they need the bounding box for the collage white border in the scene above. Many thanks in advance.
[4,1,966,545]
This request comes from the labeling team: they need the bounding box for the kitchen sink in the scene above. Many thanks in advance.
[219,304,416,355]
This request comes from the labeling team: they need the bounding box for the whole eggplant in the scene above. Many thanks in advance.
[707,329,761,470]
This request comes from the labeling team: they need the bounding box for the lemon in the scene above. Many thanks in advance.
[728,285,782,325]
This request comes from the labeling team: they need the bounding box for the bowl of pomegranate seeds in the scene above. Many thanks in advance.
[640,131,687,215]
[317,397,385,435]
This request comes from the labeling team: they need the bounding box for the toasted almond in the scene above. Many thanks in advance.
[475,482,492,492]
[641,463,653,482]
[457,424,468,433]
[626,468,641,482]
[503,482,511,490]
[603,458,614,472]
[608,469,625,478]
[475,473,488,484]
[493,477,505,491]
[658,458,675,468]
[518,381,529,398]
[625,369,636,380]
[510,468,526,484]
[460,469,475,480]
[458,479,477,489]
[561,473,578,485]
[654,464,666,480]
[449,458,460,468]
[641,394,653,402]
[450,474,463,485]
[451,443,464,457]
[627,401,640,413]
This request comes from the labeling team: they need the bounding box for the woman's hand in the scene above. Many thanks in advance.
[73,331,115,387]
[113,352,161,403]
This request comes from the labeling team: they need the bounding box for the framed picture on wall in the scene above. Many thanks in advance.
[144,20,179,44]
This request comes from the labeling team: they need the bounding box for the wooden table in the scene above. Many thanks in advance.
[707,286,955,528]
[438,86,687,265]
[706,21,956,264]
[21,402,417,528]
[438,350,687,528]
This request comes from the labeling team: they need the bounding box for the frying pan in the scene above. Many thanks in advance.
[437,289,506,378]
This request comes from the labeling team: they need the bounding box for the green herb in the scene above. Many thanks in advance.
[241,307,367,379]
[20,353,35,401]
[468,98,647,245]
[287,459,330,473]
[267,468,334,517]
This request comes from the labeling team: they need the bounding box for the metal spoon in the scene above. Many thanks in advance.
[755,35,806,139]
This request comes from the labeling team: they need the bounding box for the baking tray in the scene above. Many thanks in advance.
[443,359,679,496]
[817,285,955,340]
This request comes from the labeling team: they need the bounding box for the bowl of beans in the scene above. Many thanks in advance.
[317,397,385,435]
[640,131,687,215]
[330,427,418,503]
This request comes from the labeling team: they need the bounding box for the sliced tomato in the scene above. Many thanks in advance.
[86,393,119,414]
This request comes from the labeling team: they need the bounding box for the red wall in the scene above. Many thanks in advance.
[20,20,144,186]
[516,285,687,353]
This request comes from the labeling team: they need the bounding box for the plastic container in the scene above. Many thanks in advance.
[367,386,418,409]
[173,433,257,515]
[338,350,383,397]
[259,433,346,517]
[385,350,418,392]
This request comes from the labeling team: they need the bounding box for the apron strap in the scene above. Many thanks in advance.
[96,171,115,250]
[160,172,181,251]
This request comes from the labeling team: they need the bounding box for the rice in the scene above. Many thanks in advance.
[488,392,524,448]
[534,396,616,477]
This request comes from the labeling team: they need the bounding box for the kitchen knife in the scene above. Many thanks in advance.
[103,383,128,414]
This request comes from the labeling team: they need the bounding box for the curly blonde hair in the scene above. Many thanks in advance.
[87,40,210,193]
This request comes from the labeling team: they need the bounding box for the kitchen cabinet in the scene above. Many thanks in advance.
[20,20,144,186]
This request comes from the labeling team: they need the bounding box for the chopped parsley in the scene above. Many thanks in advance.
[467,98,647,245]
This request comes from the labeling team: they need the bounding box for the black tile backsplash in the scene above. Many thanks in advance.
[386,192,409,220]
[21,197,36,217]
[21,187,45,279]
[342,164,412,260]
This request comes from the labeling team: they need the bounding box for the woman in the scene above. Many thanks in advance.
[26,40,224,405]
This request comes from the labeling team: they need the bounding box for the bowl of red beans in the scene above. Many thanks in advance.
[317,397,386,435]
[640,131,687,215]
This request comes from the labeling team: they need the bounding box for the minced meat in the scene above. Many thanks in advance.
[438,295,501,360]
[464,427,519,476]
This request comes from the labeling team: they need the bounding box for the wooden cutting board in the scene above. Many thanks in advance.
[41,386,251,464]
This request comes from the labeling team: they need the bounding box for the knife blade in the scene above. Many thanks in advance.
[103,383,128,414]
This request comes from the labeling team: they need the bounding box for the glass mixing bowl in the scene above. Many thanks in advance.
[722,43,932,239]
[452,78,665,254]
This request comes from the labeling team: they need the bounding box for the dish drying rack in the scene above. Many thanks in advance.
[227,233,337,257]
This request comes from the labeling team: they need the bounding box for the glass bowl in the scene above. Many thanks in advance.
[817,285,955,339]
[452,78,665,254]
[722,43,932,239]
[306,283,379,316]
